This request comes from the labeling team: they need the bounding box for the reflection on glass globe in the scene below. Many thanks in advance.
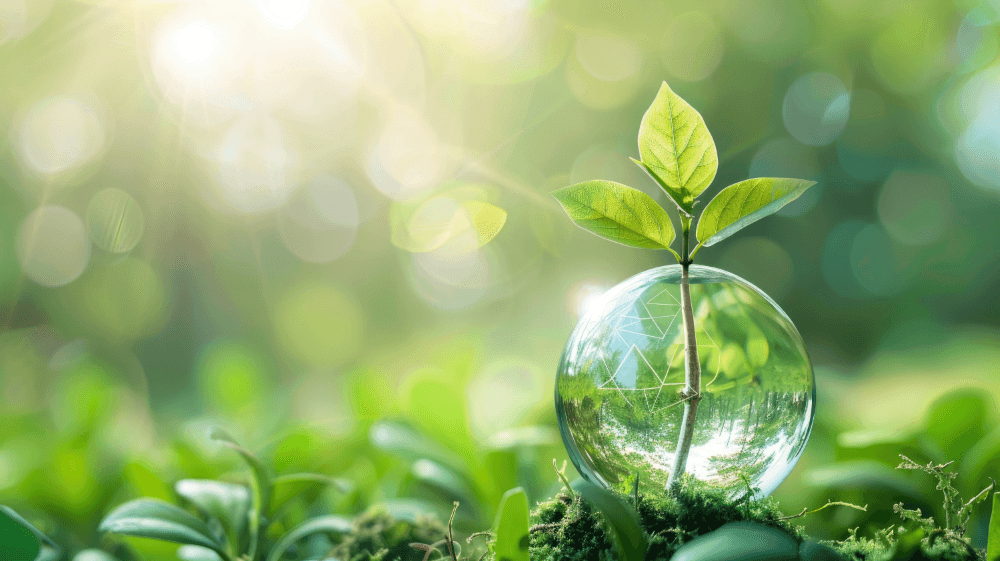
[555,265,814,497]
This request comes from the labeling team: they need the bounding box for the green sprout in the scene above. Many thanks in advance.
[551,81,816,492]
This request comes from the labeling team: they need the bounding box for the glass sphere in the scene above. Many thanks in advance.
[556,265,814,497]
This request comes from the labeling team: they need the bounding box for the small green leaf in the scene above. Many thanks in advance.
[574,480,647,561]
[390,197,507,253]
[988,491,1000,561]
[209,429,271,559]
[493,487,530,561]
[269,473,349,519]
[462,200,508,247]
[0,507,41,561]
[552,180,675,249]
[265,515,353,561]
[696,178,816,247]
[98,499,227,557]
[175,480,250,549]
[637,81,718,205]
[671,522,797,561]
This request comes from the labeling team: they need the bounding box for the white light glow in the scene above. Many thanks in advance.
[167,21,223,75]
[258,0,309,30]
[568,281,608,319]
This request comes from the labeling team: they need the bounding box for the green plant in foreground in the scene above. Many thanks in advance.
[96,429,353,561]
[552,81,816,490]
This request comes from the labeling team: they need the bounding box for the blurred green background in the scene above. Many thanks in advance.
[2,0,1000,557]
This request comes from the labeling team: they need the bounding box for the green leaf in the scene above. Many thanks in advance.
[390,198,507,253]
[988,491,999,561]
[696,178,816,247]
[574,480,647,561]
[1,507,61,561]
[798,541,845,561]
[631,158,695,215]
[98,499,227,557]
[177,545,223,561]
[174,480,250,549]
[73,549,119,561]
[269,473,349,519]
[208,429,271,502]
[0,507,41,561]
[493,487,530,561]
[551,180,675,249]
[671,522,798,561]
[463,200,508,247]
[209,428,271,555]
[264,515,353,561]
[637,81,718,208]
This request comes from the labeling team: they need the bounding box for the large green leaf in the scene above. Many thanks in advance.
[671,522,797,561]
[988,492,999,561]
[637,81,718,210]
[552,180,675,249]
[98,499,227,557]
[696,178,816,247]
[265,515,353,561]
[0,507,41,561]
[492,487,530,561]
[175,480,250,548]
[1,506,62,561]
[798,540,845,561]
[574,480,647,561]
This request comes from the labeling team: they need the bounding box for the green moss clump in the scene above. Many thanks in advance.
[827,527,983,561]
[497,477,803,561]
[638,477,803,560]
[328,507,448,561]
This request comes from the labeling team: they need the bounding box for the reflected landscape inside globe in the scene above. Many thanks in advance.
[556,265,815,497]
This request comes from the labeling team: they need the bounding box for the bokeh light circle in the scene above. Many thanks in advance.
[216,113,300,214]
[19,96,106,176]
[86,189,145,253]
[782,73,851,146]
[16,206,90,287]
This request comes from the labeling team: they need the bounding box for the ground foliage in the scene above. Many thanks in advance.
[465,457,993,561]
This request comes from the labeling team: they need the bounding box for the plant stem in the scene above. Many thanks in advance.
[667,220,702,492]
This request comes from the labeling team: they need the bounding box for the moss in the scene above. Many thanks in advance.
[826,529,984,561]
[482,477,803,561]
[329,507,448,561]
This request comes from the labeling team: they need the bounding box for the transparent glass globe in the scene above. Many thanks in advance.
[556,265,814,497]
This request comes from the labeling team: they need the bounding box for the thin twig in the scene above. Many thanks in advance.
[778,500,868,520]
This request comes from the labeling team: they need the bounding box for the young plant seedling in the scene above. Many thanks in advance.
[552,81,816,492]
